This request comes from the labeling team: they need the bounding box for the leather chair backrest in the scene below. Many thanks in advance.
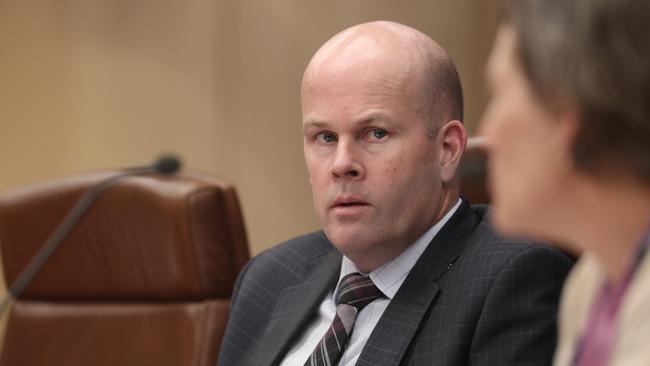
[0,170,250,366]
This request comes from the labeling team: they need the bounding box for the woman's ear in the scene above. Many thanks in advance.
[552,103,581,169]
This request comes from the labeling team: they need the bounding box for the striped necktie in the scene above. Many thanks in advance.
[305,272,384,366]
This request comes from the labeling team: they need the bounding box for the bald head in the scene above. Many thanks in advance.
[302,21,463,134]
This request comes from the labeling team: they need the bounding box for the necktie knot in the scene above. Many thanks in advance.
[336,273,384,309]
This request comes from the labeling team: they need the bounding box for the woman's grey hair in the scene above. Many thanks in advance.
[505,0,650,183]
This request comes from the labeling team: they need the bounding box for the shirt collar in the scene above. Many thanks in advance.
[337,197,462,300]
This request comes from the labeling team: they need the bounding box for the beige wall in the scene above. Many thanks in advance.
[0,0,500,252]
[0,0,501,337]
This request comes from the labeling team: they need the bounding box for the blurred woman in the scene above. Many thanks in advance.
[479,0,650,365]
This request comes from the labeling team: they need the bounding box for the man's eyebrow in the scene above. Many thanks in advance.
[302,120,327,129]
[302,111,392,131]
[355,111,391,124]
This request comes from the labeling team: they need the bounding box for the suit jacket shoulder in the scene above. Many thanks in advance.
[238,231,337,289]
[218,232,342,366]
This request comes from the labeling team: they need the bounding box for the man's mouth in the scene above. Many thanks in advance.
[335,202,368,208]
[331,196,370,210]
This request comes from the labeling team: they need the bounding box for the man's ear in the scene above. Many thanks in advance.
[438,120,467,183]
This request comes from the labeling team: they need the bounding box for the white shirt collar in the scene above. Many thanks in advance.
[337,197,463,299]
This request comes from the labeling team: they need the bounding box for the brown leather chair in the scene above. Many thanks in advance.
[0,170,250,365]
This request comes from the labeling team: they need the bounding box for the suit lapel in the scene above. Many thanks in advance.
[258,247,341,366]
[357,200,478,366]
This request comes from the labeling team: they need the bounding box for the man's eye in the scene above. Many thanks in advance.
[316,132,337,143]
[368,129,387,140]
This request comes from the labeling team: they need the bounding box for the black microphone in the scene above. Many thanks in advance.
[153,155,181,175]
[0,155,182,315]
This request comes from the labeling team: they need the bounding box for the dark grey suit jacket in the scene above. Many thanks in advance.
[217,201,573,365]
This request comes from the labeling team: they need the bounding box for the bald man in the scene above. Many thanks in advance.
[218,21,572,366]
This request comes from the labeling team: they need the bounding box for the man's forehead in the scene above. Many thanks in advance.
[300,47,423,124]
[304,38,400,85]
[301,46,420,106]
[302,64,406,96]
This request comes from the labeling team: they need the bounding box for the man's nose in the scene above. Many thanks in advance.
[331,141,365,179]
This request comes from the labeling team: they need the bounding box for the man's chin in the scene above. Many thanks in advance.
[323,226,378,255]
